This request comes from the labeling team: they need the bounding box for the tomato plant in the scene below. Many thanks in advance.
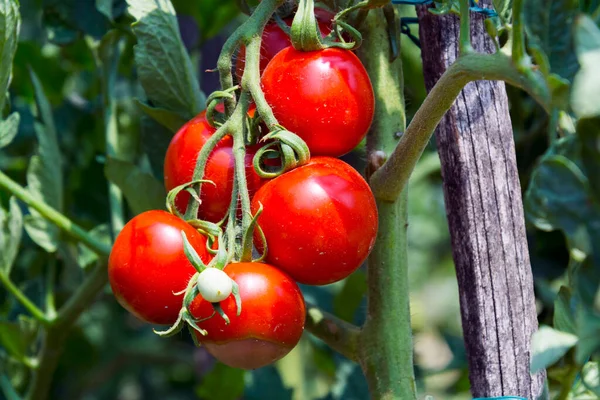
[261,46,375,157]
[251,157,378,285]
[163,109,264,222]
[108,210,212,325]
[1,0,596,399]
[189,262,305,369]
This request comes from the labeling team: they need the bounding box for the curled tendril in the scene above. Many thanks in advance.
[241,202,267,262]
[252,127,311,179]
[205,85,240,128]
[166,179,216,219]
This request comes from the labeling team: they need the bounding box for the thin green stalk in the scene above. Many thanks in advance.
[512,0,526,66]
[217,0,282,114]
[459,0,473,54]
[242,36,279,128]
[55,262,108,328]
[0,272,48,324]
[45,259,56,319]
[369,51,551,202]
[184,121,232,219]
[231,94,253,261]
[0,170,112,256]
[105,101,124,237]
[25,327,66,400]
[357,7,416,399]
[304,303,360,361]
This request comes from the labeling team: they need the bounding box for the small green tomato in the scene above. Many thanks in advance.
[197,268,233,302]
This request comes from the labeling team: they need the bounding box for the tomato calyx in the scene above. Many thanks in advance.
[154,226,243,340]
[291,0,362,51]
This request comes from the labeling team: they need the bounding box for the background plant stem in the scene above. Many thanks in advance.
[357,7,417,399]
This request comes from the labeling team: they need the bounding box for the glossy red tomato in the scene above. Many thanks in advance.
[163,110,263,222]
[251,157,378,285]
[235,14,333,80]
[189,262,305,369]
[108,210,212,325]
[261,47,375,157]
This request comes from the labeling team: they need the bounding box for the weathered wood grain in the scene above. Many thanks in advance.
[416,4,546,398]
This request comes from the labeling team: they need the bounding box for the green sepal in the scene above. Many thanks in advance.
[232,281,242,316]
[166,179,215,218]
[153,308,186,337]
[291,0,325,51]
[181,232,207,273]
[213,303,231,325]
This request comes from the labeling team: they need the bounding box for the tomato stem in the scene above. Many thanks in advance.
[357,7,417,399]
[0,272,49,325]
[0,170,112,257]
[304,303,360,361]
[183,121,232,220]
[231,93,254,261]
[458,0,473,55]
[369,50,551,203]
[216,0,283,115]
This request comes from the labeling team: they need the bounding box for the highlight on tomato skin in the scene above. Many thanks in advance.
[261,47,375,157]
[108,210,212,325]
[189,262,306,370]
[251,157,378,286]
[163,109,264,223]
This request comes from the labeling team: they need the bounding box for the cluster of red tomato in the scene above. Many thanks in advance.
[108,10,378,370]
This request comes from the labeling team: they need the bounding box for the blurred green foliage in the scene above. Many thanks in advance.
[0,0,599,399]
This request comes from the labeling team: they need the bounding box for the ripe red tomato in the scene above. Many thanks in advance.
[261,47,375,157]
[163,110,263,222]
[251,157,378,285]
[189,262,305,369]
[235,14,333,80]
[108,210,212,325]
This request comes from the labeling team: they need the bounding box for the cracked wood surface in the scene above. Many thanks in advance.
[416,4,546,398]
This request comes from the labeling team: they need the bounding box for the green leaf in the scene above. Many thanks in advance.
[195,362,244,400]
[77,224,112,268]
[0,197,22,275]
[42,0,110,43]
[577,117,600,200]
[0,321,29,361]
[492,0,512,24]
[525,155,599,257]
[104,157,166,215]
[571,15,600,118]
[137,100,187,133]
[126,0,204,119]
[0,0,20,113]
[24,122,63,253]
[96,0,114,21]
[524,0,579,82]
[24,70,63,251]
[582,362,600,396]
[0,112,19,149]
[554,286,577,334]
[575,306,600,364]
[333,271,367,323]
[530,325,578,373]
